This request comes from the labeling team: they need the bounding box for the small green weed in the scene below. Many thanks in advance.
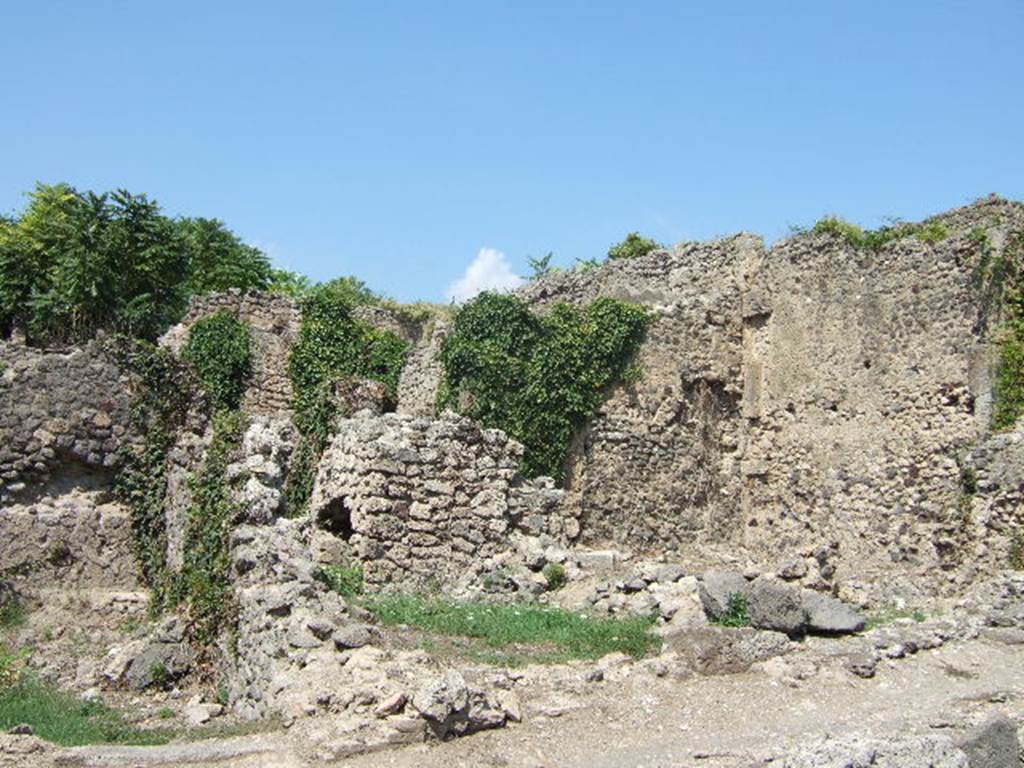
[542,563,567,591]
[715,592,750,628]
[864,606,928,630]
[1010,528,1024,570]
[314,564,364,598]
[0,598,26,629]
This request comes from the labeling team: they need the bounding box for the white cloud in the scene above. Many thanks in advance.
[445,247,524,303]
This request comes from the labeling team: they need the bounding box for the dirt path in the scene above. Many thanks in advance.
[338,638,1023,768]
[43,636,1021,768]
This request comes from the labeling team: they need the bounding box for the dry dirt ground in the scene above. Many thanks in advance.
[12,634,1022,768]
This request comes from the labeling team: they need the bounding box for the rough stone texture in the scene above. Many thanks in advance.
[0,474,140,590]
[772,734,970,768]
[396,318,449,417]
[517,236,754,551]
[956,715,1021,768]
[0,336,133,500]
[663,625,791,675]
[309,411,576,590]
[159,290,302,417]
[226,415,297,524]
[103,616,195,691]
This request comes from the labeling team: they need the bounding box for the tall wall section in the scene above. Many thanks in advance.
[516,235,758,551]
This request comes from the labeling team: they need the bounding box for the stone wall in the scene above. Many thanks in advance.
[0,469,140,590]
[0,336,133,502]
[740,199,1024,599]
[515,235,757,551]
[309,412,574,590]
[160,290,302,417]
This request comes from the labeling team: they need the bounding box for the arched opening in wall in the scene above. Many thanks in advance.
[318,498,354,541]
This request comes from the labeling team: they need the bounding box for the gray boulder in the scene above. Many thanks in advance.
[411,671,511,739]
[697,570,750,621]
[802,591,865,635]
[665,626,790,675]
[747,577,805,635]
[775,734,969,767]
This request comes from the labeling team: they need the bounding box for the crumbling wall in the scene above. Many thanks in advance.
[514,235,757,550]
[0,469,140,590]
[160,290,302,416]
[0,336,133,502]
[309,412,574,590]
[740,198,1024,599]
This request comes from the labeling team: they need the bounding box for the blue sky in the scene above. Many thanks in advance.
[2,1,1022,302]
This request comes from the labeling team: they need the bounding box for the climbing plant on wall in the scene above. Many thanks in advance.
[439,292,650,481]
[989,230,1024,430]
[285,289,409,512]
[113,340,193,610]
[180,311,254,412]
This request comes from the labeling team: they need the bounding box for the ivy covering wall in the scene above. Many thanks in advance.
[285,290,409,512]
[439,292,650,481]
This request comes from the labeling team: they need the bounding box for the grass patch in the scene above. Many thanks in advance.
[0,678,174,747]
[363,594,659,661]
[863,606,927,631]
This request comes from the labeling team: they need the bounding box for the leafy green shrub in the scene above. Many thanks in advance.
[180,312,253,412]
[990,232,1024,430]
[0,183,270,344]
[607,232,662,261]
[716,592,750,628]
[285,289,409,512]
[542,563,567,590]
[314,564,364,598]
[439,292,650,480]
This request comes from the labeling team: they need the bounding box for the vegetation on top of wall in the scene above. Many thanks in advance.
[0,183,272,344]
[607,232,662,261]
[439,292,650,480]
[180,311,254,412]
[801,215,950,251]
[285,287,410,512]
[113,340,194,609]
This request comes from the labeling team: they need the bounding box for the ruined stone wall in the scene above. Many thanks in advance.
[160,290,302,417]
[739,198,1024,599]
[309,412,574,590]
[0,469,140,590]
[0,337,133,502]
[514,236,757,551]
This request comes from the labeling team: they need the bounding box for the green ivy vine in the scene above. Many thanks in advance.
[439,292,650,480]
[285,290,409,512]
[113,339,193,611]
[991,231,1024,430]
[180,311,253,412]
[180,409,247,644]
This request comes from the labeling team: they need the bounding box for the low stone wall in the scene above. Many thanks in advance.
[0,337,133,501]
[309,412,573,590]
